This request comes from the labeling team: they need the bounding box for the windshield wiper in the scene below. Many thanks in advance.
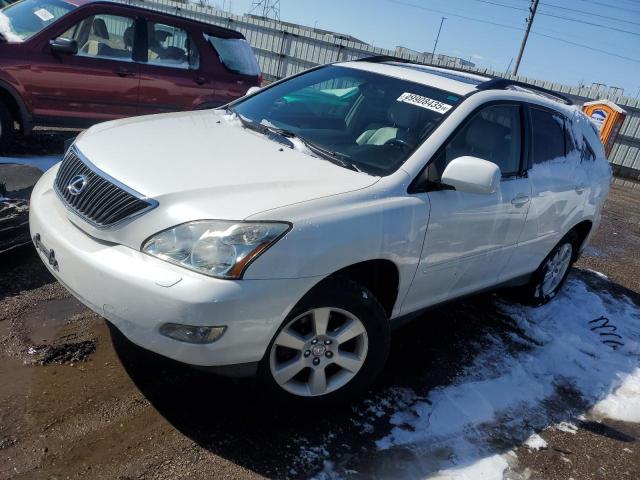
[265,126,363,173]
[225,107,295,148]
[225,107,362,173]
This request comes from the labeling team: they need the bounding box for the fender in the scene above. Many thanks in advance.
[0,78,33,135]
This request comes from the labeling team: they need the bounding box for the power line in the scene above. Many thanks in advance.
[387,0,640,64]
[576,0,640,15]
[540,1,640,27]
[534,31,640,63]
[470,0,640,36]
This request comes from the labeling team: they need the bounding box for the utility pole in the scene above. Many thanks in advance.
[431,17,446,64]
[513,0,539,76]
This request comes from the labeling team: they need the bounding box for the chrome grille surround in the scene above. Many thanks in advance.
[54,148,158,229]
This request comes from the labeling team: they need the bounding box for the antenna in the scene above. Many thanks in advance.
[249,0,281,21]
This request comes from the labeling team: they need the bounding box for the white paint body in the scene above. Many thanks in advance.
[29,62,612,368]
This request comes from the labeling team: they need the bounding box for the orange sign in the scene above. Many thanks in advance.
[582,100,627,157]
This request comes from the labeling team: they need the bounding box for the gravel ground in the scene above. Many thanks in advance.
[0,135,638,479]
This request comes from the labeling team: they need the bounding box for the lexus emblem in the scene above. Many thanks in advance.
[67,174,88,196]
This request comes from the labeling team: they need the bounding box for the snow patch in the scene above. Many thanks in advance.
[554,422,578,434]
[0,13,24,43]
[524,433,547,451]
[591,368,640,422]
[370,276,639,478]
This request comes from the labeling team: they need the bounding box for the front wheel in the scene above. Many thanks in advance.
[259,278,390,406]
[0,101,16,154]
[520,231,578,306]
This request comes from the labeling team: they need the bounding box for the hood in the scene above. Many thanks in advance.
[74,110,379,222]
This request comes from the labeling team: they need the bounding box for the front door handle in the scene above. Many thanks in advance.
[194,76,206,85]
[511,194,530,207]
[575,184,586,194]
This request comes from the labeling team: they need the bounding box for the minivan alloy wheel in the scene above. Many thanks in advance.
[269,307,369,397]
[541,242,573,296]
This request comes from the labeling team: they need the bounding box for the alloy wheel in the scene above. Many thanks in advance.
[269,307,369,397]
[541,242,573,296]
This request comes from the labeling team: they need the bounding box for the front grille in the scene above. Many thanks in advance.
[54,150,156,228]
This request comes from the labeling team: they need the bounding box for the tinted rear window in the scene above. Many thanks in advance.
[530,107,565,164]
[205,35,260,76]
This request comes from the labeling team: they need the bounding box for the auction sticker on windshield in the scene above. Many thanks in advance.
[34,8,55,21]
[397,92,452,114]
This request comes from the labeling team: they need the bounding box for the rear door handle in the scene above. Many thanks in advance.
[115,66,135,77]
[575,184,586,194]
[194,76,206,85]
[511,194,530,207]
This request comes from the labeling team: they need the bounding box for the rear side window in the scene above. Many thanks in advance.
[581,137,596,162]
[146,21,199,69]
[530,107,565,164]
[205,34,260,76]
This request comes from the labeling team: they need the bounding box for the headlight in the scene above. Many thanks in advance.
[142,220,290,279]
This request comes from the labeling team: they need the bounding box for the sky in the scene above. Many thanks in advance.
[216,0,640,97]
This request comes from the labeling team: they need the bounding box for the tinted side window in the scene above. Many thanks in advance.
[530,107,565,164]
[61,14,135,61]
[428,104,522,179]
[581,137,596,162]
[147,21,199,69]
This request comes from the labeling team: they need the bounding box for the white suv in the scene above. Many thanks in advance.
[30,58,611,404]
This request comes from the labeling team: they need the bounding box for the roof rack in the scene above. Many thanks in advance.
[353,55,494,80]
[353,55,574,105]
[477,78,573,105]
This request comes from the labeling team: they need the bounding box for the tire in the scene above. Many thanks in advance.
[520,230,579,306]
[0,101,15,154]
[258,278,390,406]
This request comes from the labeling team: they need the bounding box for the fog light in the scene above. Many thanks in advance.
[159,323,226,344]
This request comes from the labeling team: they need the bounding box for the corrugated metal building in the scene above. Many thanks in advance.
[118,0,640,179]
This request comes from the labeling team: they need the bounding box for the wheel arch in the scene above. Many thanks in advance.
[569,218,594,255]
[321,259,400,318]
[0,79,32,134]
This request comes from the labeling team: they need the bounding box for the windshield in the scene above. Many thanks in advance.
[0,0,76,42]
[230,65,462,175]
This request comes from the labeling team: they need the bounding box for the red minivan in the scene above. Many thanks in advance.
[0,0,261,150]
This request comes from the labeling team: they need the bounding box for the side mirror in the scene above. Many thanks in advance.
[245,86,261,96]
[441,156,501,194]
[50,38,78,55]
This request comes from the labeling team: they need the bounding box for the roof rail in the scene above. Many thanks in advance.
[477,78,573,105]
[352,55,495,80]
[353,56,573,106]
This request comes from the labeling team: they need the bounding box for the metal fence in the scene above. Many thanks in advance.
[117,0,640,180]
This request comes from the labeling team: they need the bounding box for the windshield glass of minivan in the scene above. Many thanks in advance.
[0,0,76,42]
[230,65,461,175]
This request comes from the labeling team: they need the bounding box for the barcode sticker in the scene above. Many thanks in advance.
[397,92,452,114]
[34,8,55,21]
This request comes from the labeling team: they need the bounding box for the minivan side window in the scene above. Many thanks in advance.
[147,21,200,69]
[428,104,522,180]
[205,34,260,76]
[530,107,565,164]
[61,14,135,61]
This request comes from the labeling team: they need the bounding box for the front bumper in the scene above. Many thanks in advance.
[29,168,319,367]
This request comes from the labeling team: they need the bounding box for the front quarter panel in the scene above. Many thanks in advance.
[243,173,429,318]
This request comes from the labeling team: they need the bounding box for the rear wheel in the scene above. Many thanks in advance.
[0,101,16,154]
[259,278,390,406]
[520,231,578,306]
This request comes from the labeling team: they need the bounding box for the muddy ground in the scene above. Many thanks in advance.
[0,136,639,479]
